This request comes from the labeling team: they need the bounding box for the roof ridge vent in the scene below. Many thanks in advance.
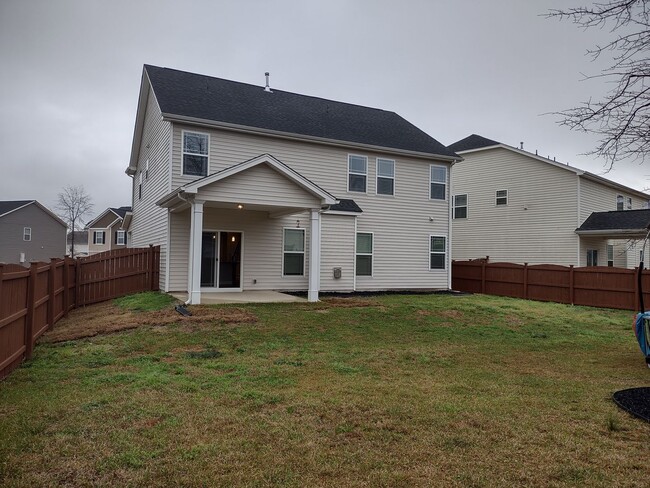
[264,72,272,93]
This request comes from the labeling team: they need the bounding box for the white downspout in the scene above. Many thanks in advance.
[448,160,455,290]
[576,175,582,266]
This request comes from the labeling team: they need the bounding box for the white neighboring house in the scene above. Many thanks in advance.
[85,206,132,255]
[124,65,460,303]
[448,134,650,268]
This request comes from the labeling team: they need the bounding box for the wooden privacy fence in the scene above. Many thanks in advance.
[452,260,650,311]
[0,246,160,380]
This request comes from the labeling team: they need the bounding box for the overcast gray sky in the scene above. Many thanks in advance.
[0,0,646,223]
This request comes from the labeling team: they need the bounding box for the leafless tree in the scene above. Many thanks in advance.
[56,185,93,258]
[547,0,650,170]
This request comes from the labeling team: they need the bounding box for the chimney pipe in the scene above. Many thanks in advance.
[264,72,272,92]
[520,141,524,150]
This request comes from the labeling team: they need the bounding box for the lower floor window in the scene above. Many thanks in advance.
[283,228,305,276]
[356,232,373,276]
[587,249,598,267]
[93,230,105,245]
[607,245,614,267]
[430,236,446,269]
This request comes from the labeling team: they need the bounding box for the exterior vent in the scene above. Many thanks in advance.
[333,267,342,279]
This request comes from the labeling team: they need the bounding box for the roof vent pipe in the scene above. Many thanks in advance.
[520,142,524,150]
[264,72,272,92]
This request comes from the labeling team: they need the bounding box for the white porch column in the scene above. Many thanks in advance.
[188,199,204,304]
[308,208,321,302]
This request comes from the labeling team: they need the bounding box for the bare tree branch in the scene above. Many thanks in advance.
[547,0,650,170]
[56,185,93,258]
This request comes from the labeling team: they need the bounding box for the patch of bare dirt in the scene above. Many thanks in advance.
[41,303,257,343]
[440,310,464,319]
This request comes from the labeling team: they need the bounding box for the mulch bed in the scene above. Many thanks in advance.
[613,387,650,423]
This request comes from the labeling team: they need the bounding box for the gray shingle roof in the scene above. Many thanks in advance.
[577,209,650,232]
[144,65,458,158]
[329,199,362,213]
[447,134,501,153]
[111,206,132,218]
[0,200,34,217]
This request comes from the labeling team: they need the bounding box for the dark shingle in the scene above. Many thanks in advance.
[0,200,34,217]
[577,209,650,232]
[144,65,458,158]
[329,199,362,213]
[447,134,501,153]
[111,206,132,219]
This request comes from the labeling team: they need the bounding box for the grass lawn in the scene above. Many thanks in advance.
[1,293,649,487]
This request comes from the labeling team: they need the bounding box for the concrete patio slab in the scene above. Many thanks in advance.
[170,290,305,304]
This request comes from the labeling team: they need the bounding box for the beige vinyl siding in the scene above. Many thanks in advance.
[130,90,171,290]
[87,213,121,254]
[579,176,647,222]
[452,148,579,265]
[579,237,609,267]
[168,207,310,292]
[320,214,355,292]
[197,163,322,209]
[167,124,450,291]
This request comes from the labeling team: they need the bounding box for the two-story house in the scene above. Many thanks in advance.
[125,65,460,303]
[0,200,67,264]
[448,134,650,268]
[85,206,132,255]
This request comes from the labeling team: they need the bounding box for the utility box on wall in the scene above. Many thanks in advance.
[333,267,342,279]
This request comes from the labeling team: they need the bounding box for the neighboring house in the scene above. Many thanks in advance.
[447,134,650,268]
[86,206,132,255]
[0,200,67,264]
[66,231,89,257]
[125,65,460,303]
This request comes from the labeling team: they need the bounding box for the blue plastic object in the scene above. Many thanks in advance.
[634,312,650,360]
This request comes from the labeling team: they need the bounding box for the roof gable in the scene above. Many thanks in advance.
[143,65,458,159]
[448,134,500,153]
[0,200,35,217]
[86,206,130,228]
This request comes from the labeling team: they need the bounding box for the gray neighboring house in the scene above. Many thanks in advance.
[0,200,67,264]
[85,206,132,255]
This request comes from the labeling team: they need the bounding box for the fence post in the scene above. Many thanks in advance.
[47,258,56,330]
[62,257,70,316]
[523,263,528,299]
[25,263,37,361]
[75,257,82,307]
[0,263,4,320]
[148,244,155,291]
[634,267,639,312]
[481,261,486,294]
[569,265,575,306]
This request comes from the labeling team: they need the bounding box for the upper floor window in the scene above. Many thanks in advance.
[116,230,126,246]
[376,159,395,196]
[430,165,447,200]
[616,195,624,211]
[23,227,31,241]
[283,228,305,276]
[453,194,468,219]
[496,189,508,206]
[626,197,632,210]
[138,172,143,200]
[183,131,209,176]
[145,159,149,180]
[348,155,367,193]
[356,232,373,276]
[93,231,105,245]
[430,236,447,270]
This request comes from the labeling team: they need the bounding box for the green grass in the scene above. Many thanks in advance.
[1,294,649,487]
[113,291,177,312]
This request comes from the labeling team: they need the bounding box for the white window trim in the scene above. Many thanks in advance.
[616,194,624,211]
[587,248,598,267]
[607,244,614,267]
[282,227,306,277]
[429,164,447,201]
[23,227,31,241]
[355,231,374,277]
[116,230,126,246]
[626,196,632,210]
[347,154,368,194]
[93,230,106,245]
[429,235,447,271]
[496,189,508,206]
[453,194,468,219]
[181,130,210,177]
[376,158,395,197]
